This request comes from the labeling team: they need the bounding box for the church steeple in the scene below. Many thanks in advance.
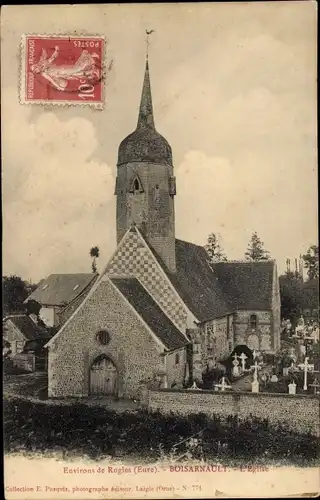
[115,50,177,273]
[137,58,155,129]
[117,57,172,167]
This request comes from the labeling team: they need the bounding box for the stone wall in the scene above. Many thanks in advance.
[271,264,281,351]
[39,306,59,328]
[233,310,273,352]
[3,320,25,354]
[148,389,320,436]
[201,316,231,367]
[48,277,165,399]
[115,161,176,273]
[166,348,188,388]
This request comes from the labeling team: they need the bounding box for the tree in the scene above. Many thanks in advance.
[302,245,318,281]
[89,246,100,273]
[2,275,30,316]
[279,274,303,323]
[204,233,227,263]
[26,299,42,317]
[245,232,270,261]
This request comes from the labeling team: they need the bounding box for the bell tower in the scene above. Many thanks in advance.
[115,55,177,273]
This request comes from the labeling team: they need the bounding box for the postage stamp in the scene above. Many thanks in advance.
[20,34,105,108]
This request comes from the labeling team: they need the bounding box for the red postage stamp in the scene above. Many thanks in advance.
[20,34,105,107]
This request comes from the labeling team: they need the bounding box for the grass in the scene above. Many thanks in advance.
[4,397,319,465]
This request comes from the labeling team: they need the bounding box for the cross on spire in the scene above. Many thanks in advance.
[145,29,155,60]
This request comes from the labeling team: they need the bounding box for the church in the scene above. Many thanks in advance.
[45,56,281,399]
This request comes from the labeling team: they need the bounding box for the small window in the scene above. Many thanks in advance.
[42,284,49,290]
[175,353,180,365]
[154,185,160,203]
[250,314,257,330]
[73,284,80,291]
[96,330,110,345]
[129,175,144,194]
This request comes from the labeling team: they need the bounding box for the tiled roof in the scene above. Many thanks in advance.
[212,260,275,311]
[111,277,189,350]
[165,240,232,322]
[25,274,98,307]
[146,237,275,322]
[5,315,50,341]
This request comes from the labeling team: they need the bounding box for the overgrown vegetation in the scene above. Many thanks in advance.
[4,397,319,464]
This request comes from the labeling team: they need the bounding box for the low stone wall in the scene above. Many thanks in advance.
[12,353,35,373]
[148,389,320,436]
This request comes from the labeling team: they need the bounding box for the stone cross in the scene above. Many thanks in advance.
[215,377,232,392]
[299,357,314,391]
[188,381,200,390]
[251,361,261,382]
[239,352,248,373]
[309,377,320,396]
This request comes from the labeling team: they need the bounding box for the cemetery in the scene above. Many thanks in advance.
[146,315,320,437]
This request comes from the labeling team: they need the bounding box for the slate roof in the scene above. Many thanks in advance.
[212,261,275,311]
[25,274,98,307]
[5,315,51,341]
[111,277,189,350]
[145,236,275,322]
[164,240,232,322]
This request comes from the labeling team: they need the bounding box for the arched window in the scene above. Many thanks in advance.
[96,330,111,345]
[129,175,144,194]
[249,314,257,330]
[175,353,180,365]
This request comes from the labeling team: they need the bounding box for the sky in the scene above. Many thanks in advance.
[1,2,318,283]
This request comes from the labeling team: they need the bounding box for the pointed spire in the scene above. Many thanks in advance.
[137,56,155,129]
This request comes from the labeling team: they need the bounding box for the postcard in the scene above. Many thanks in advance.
[1,2,319,499]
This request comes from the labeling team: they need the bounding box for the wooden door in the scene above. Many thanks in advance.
[90,356,117,396]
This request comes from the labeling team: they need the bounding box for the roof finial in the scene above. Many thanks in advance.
[145,29,155,61]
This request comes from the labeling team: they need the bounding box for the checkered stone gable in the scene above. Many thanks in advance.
[107,231,188,330]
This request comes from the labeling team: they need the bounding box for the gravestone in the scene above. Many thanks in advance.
[232,354,240,377]
[251,380,259,393]
[251,361,261,393]
[288,382,297,395]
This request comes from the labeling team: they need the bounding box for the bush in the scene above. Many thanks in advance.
[3,398,319,463]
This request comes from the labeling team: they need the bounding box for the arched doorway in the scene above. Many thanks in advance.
[90,355,117,396]
[247,334,260,351]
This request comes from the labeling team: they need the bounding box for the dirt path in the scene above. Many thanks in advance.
[3,372,140,412]
[232,364,274,392]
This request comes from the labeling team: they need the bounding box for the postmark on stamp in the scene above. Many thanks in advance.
[20,34,105,108]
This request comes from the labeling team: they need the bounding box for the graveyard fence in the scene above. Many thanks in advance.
[147,388,320,437]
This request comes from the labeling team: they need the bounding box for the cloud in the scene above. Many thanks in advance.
[2,88,116,281]
[175,150,318,268]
